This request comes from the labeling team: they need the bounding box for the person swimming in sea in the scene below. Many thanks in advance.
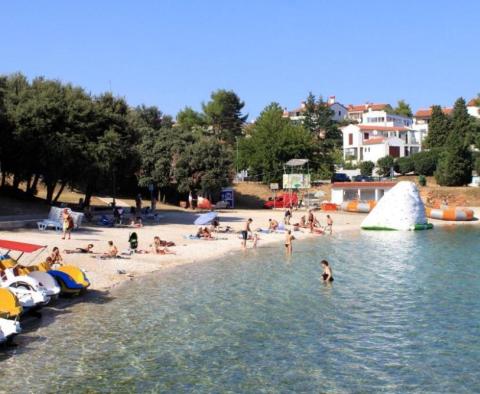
[321,260,334,282]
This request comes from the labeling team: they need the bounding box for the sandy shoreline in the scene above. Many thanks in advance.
[1,208,479,293]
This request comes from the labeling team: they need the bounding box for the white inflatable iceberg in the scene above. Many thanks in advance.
[361,181,431,231]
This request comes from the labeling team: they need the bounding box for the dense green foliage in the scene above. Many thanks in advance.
[0,73,239,204]
[376,156,394,177]
[302,93,342,178]
[359,161,375,176]
[394,156,414,175]
[237,103,314,183]
[412,149,441,176]
[392,100,413,118]
[423,105,450,148]
[435,98,473,186]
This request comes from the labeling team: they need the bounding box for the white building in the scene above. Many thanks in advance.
[467,98,480,118]
[341,108,421,163]
[283,96,348,123]
[331,181,396,204]
[346,103,390,122]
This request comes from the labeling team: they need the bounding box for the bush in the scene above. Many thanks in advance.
[418,175,427,186]
[412,149,442,176]
[394,156,414,175]
[359,161,375,176]
[434,147,473,186]
[376,156,394,177]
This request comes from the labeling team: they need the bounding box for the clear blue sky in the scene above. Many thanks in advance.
[2,0,479,119]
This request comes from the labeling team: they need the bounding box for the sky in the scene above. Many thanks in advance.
[1,0,479,119]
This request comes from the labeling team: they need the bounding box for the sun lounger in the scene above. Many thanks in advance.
[37,207,84,232]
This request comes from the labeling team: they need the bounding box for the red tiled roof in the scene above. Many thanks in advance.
[467,98,480,107]
[414,107,452,118]
[347,103,388,112]
[363,137,386,145]
[331,182,396,189]
[358,125,410,132]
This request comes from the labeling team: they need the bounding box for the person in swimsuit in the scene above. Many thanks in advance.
[50,247,63,265]
[241,218,253,249]
[284,208,292,225]
[268,218,279,232]
[308,210,315,233]
[62,209,74,240]
[326,215,333,234]
[321,260,334,282]
[285,230,295,255]
[64,244,94,254]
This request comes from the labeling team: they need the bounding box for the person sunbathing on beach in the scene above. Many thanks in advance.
[100,241,118,259]
[64,244,95,254]
[152,236,176,255]
[268,219,279,232]
[196,226,213,239]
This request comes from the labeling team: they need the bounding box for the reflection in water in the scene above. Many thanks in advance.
[1,227,480,393]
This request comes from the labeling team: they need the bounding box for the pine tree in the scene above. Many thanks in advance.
[435,98,473,186]
[303,93,341,178]
[423,105,450,148]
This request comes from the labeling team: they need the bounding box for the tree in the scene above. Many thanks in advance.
[303,93,342,178]
[394,156,414,175]
[393,100,412,118]
[237,103,315,183]
[377,156,394,177]
[435,98,473,186]
[359,161,375,176]
[448,97,474,147]
[176,107,205,131]
[202,90,247,144]
[423,105,450,148]
[412,149,441,176]
[174,136,233,197]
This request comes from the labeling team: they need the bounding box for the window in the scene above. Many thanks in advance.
[338,111,341,116]
[364,133,369,140]
[348,134,353,145]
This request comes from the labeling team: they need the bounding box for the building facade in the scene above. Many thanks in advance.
[341,107,421,163]
[283,96,348,123]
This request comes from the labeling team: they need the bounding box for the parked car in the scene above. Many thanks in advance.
[331,173,351,183]
[264,193,298,209]
[352,175,374,182]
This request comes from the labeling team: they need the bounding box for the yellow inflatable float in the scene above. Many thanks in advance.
[0,288,22,319]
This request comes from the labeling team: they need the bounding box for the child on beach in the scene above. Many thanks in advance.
[50,247,63,266]
[252,232,259,248]
[62,209,74,240]
[321,260,334,282]
[268,218,279,232]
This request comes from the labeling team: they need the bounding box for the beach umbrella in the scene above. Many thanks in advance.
[194,212,218,225]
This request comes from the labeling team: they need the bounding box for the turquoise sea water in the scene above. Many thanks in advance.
[1,227,480,393]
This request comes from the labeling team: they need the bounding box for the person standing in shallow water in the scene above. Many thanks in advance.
[321,260,334,282]
[241,218,253,250]
[285,230,295,255]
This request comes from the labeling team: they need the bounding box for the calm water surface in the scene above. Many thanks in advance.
[1,227,479,393]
